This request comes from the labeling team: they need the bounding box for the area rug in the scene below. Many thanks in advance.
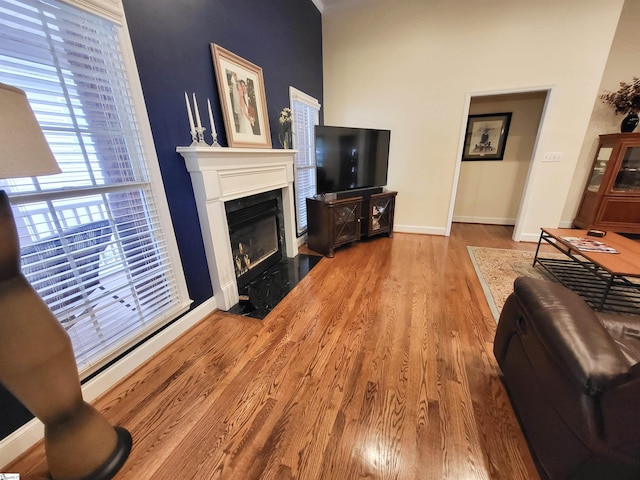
[468,246,640,321]
[467,246,555,322]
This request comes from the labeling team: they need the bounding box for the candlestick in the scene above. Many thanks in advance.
[195,126,206,145]
[185,92,197,145]
[185,92,195,133]
[207,99,221,147]
[193,93,202,129]
[207,99,216,137]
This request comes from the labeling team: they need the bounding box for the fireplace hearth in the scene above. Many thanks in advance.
[229,253,322,319]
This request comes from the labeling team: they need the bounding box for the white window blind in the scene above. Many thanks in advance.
[0,0,190,376]
[290,87,320,235]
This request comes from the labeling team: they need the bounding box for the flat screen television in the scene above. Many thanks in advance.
[315,125,390,195]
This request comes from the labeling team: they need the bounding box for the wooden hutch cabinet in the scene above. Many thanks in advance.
[573,133,640,234]
[306,189,397,257]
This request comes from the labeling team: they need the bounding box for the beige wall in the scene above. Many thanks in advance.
[322,0,624,240]
[453,92,546,225]
[562,0,640,226]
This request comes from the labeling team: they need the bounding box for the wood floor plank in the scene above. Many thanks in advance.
[5,224,542,479]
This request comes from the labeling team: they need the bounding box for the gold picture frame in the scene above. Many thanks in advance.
[211,44,271,148]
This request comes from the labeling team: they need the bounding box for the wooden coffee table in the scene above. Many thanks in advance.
[533,228,640,313]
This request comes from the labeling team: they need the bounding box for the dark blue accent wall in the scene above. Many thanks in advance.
[122,0,323,307]
[0,0,321,442]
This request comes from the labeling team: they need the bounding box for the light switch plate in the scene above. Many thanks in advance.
[543,152,563,162]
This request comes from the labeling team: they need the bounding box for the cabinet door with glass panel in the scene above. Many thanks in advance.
[362,190,397,238]
[306,195,362,257]
[613,144,640,193]
[586,146,614,193]
[574,133,640,234]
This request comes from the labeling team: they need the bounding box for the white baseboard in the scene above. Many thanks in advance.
[0,421,44,471]
[452,216,516,225]
[82,297,217,401]
[0,297,217,469]
[393,224,448,236]
[518,232,544,243]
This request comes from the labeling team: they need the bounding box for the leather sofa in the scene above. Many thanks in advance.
[494,277,640,480]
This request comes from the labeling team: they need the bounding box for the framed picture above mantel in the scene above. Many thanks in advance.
[211,44,271,148]
[462,112,512,161]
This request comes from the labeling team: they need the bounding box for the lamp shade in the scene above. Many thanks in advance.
[0,82,60,180]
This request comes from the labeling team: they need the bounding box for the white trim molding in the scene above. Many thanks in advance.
[61,0,124,24]
[452,216,517,226]
[289,86,321,110]
[393,224,448,236]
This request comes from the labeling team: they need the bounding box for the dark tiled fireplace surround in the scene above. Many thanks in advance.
[226,191,284,292]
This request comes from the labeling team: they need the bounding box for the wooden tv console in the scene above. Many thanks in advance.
[306,189,397,257]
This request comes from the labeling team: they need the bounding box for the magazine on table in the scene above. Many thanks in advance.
[560,236,619,254]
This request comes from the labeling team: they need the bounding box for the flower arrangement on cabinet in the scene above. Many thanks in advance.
[600,77,640,115]
[600,77,640,133]
[279,107,293,149]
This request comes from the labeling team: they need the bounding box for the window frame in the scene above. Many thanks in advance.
[289,86,321,236]
[1,0,191,377]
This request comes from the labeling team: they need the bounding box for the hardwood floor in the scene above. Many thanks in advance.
[7,224,543,479]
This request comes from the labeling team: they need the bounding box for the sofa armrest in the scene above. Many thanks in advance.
[512,277,631,395]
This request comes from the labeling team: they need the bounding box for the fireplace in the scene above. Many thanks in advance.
[226,191,285,291]
[177,146,298,310]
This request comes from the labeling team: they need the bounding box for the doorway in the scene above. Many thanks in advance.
[448,88,551,240]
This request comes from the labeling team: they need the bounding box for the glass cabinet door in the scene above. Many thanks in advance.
[370,197,392,232]
[587,146,613,192]
[613,146,640,192]
[333,203,360,242]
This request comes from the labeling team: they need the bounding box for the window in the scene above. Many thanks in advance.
[289,87,320,235]
[0,0,190,375]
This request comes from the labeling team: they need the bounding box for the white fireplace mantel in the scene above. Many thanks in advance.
[177,146,298,311]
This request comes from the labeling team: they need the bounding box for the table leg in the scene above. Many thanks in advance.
[596,274,615,311]
[533,231,544,267]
